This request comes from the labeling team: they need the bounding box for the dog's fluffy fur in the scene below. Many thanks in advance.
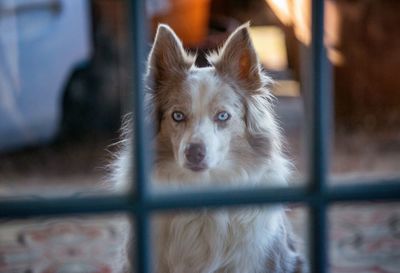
[112,23,306,273]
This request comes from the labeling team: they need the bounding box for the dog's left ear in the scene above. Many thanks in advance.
[208,22,262,91]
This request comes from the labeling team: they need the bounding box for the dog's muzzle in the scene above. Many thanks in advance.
[184,143,207,171]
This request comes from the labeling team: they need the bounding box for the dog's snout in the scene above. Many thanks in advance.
[185,143,206,165]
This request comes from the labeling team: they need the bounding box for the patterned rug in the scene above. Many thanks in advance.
[0,205,399,273]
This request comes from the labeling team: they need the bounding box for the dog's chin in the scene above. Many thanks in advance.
[184,163,208,172]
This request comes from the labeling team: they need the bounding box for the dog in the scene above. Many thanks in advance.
[111,23,306,273]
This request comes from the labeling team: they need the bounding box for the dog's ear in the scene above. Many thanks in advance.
[145,24,195,133]
[208,22,262,91]
[147,24,195,88]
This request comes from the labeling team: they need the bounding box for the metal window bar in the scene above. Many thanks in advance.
[1,0,400,273]
[309,0,329,272]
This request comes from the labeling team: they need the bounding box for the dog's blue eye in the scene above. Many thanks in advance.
[172,111,185,122]
[216,111,230,122]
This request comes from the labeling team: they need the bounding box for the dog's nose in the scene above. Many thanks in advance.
[185,143,206,165]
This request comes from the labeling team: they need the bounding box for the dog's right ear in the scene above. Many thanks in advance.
[145,25,195,133]
[208,23,263,92]
[146,24,195,89]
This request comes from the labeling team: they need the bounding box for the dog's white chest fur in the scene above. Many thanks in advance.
[153,208,282,273]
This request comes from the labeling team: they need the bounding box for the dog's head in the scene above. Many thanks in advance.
[146,23,281,176]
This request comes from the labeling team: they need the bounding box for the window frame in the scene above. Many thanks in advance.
[1,1,400,273]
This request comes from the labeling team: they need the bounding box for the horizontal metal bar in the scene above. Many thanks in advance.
[331,176,400,186]
[144,183,400,211]
[146,187,312,210]
[0,182,399,219]
[328,182,400,202]
[0,195,134,219]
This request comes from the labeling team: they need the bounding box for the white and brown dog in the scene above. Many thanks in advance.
[112,23,306,273]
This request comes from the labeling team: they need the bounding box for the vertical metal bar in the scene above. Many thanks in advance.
[308,0,331,272]
[310,201,328,273]
[135,209,151,273]
[130,0,149,200]
[310,0,330,192]
[129,0,151,273]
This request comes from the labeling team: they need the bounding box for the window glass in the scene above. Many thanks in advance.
[329,203,400,273]
[151,205,309,273]
[145,0,308,192]
[0,0,132,197]
[328,0,400,183]
[0,214,131,272]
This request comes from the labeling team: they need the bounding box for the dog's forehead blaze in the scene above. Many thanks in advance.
[186,68,240,115]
